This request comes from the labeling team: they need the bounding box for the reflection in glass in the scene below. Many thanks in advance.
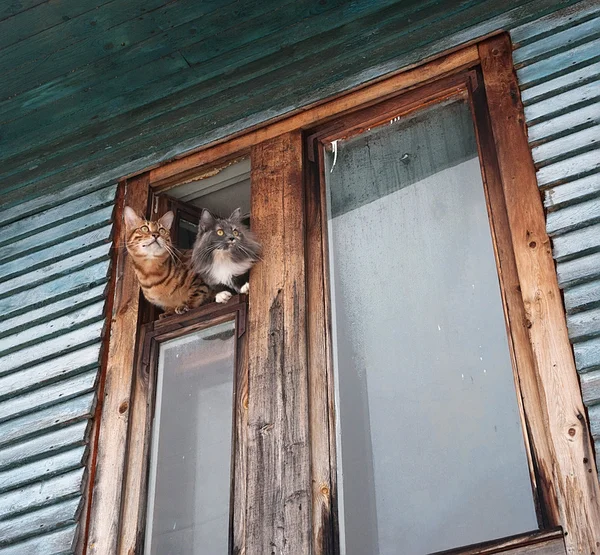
[325,100,538,555]
[145,320,236,555]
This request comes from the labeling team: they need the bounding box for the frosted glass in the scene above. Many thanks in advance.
[145,320,236,555]
[325,100,538,555]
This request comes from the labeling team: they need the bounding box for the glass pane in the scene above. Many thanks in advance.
[325,99,538,555]
[145,320,236,555]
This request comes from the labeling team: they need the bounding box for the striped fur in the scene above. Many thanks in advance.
[124,207,213,314]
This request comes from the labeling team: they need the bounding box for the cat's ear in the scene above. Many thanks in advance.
[229,207,242,222]
[124,206,144,229]
[200,209,215,231]
[158,211,175,230]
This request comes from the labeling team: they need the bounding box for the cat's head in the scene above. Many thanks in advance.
[123,206,175,260]
[192,208,261,271]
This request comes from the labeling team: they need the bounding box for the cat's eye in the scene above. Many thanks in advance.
[140,225,149,233]
[217,229,224,236]
[159,227,168,235]
[233,230,239,237]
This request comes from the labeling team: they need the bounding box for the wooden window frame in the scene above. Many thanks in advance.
[129,297,248,555]
[85,34,600,555]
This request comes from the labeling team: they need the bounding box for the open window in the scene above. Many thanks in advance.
[88,35,599,555]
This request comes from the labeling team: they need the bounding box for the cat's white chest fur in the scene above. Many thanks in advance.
[209,250,253,288]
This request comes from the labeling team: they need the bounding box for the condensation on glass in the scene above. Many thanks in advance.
[145,320,236,555]
[324,99,538,555]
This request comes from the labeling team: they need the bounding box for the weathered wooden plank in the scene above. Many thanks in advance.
[0,345,99,403]
[0,0,567,190]
[0,205,113,265]
[0,0,571,202]
[0,0,282,101]
[86,177,148,555]
[0,284,106,339]
[532,124,600,166]
[0,421,88,471]
[0,523,77,555]
[552,221,600,262]
[0,0,115,51]
[0,260,110,321]
[524,81,600,124]
[528,102,600,145]
[0,242,111,298]
[511,0,600,45]
[306,147,336,555]
[0,321,104,377]
[574,336,600,372]
[0,393,94,449]
[247,131,311,554]
[0,184,116,244]
[513,15,600,66]
[0,226,112,286]
[564,279,600,313]
[536,148,600,188]
[432,530,567,555]
[580,368,600,405]
[0,301,104,357]
[522,60,600,105]
[480,35,600,553]
[0,497,80,547]
[544,173,600,210]
[0,467,84,518]
[589,403,600,437]
[557,251,600,288]
[567,306,600,342]
[0,0,394,154]
[0,0,434,165]
[0,0,47,23]
[547,199,600,236]
[0,370,97,424]
[0,446,86,494]
[517,37,600,88]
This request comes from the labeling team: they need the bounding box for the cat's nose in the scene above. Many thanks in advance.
[228,236,235,242]
[151,232,159,238]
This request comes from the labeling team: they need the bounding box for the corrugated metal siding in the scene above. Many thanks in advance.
[510,0,600,479]
[0,183,116,553]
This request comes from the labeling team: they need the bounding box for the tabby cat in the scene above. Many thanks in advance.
[191,208,261,304]
[124,206,213,314]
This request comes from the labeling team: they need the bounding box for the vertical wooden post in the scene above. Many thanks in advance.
[247,131,312,554]
[86,175,149,555]
[479,34,600,554]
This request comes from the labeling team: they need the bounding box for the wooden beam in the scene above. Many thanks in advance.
[479,34,600,554]
[86,175,149,555]
[432,528,566,555]
[247,131,311,554]
[148,47,478,189]
[305,145,337,555]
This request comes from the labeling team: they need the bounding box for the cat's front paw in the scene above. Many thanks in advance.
[174,304,189,314]
[240,282,249,294]
[215,291,233,304]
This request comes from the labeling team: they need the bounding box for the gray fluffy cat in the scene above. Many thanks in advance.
[191,208,261,303]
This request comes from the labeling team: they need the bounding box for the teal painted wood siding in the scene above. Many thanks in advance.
[0,0,585,213]
[0,182,116,553]
[510,0,600,480]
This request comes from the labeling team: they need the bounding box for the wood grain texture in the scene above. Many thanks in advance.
[247,131,311,554]
[305,145,337,555]
[432,529,566,555]
[86,176,149,555]
[479,34,600,554]
[149,47,477,188]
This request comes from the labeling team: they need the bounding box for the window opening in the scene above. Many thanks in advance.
[319,96,539,554]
